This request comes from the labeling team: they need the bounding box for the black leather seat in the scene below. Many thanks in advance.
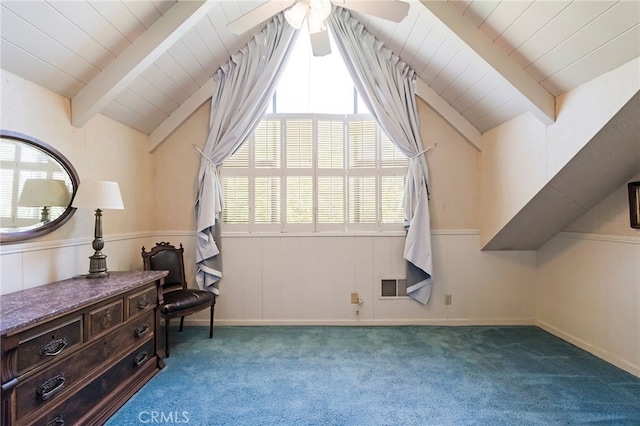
[142,242,216,357]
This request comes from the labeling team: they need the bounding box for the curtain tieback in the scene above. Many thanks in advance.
[192,144,216,166]
[411,142,438,160]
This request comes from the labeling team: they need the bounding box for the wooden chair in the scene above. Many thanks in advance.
[141,242,216,357]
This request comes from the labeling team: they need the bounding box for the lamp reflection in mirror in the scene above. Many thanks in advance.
[72,180,124,278]
[18,179,71,223]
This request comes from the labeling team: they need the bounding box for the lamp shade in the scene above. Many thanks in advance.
[18,179,71,207]
[72,180,124,210]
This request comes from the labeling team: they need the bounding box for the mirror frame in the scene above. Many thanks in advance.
[0,130,80,244]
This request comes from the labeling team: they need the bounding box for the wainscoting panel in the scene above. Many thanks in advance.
[1,231,537,326]
[0,234,154,295]
[185,231,538,326]
[536,232,640,376]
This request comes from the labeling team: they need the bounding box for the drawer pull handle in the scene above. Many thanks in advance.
[134,351,148,367]
[45,415,65,426]
[39,338,68,357]
[138,295,151,309]
[37,374,65,401]
[135,323,150,338]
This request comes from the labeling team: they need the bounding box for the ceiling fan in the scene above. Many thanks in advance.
[227,0,410,57]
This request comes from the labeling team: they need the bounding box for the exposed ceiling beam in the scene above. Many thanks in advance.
[149,77,215,153]
[415,78,482,151]
[71,1,215,128]
[419,0,555,126]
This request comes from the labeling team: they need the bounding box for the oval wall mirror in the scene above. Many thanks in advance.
[0,130,79,244]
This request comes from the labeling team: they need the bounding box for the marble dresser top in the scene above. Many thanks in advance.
[0,270,168,336]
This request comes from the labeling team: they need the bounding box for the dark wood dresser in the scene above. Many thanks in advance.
[0,271,168,426]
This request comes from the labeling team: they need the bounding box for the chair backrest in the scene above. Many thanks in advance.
[141,242,187,291]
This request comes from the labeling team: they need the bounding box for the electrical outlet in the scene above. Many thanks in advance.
[445,294,452,305]
[351,292,359,304]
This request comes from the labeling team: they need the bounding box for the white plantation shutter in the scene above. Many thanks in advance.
[317,119,344,169]
[221,114,407,232]
[254,119,281,168]
[317,118,345,229]
[317,176,344,225]
[222,176,249,224]
[223,143,250,227]
[349,176,376,224]
[380,130,407,227]
[225,142,250,168]
[286,176,313,224]
[348,119,376,169]
[255,177,281,224]
[381,175,405,224]
[286,119,312,168]
[381,131,408,169]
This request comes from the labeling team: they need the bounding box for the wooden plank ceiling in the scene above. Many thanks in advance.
[1,0,638,151]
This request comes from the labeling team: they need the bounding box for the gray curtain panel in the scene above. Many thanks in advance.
[195,13,299,293]
[329,7,433,304]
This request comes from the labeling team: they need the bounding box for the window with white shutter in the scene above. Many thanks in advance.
[220,28,408,234]
[222,113,407,233]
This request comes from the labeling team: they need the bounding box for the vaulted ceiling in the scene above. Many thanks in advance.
[1,0,639,152]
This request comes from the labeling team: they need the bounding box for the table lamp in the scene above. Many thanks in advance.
[72,180,124,278]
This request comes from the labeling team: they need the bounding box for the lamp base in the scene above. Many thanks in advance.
[86,252,109,278]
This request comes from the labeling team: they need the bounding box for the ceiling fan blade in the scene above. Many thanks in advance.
[227,0,295,34]
[332,0,409,23]
[309,29,331,57]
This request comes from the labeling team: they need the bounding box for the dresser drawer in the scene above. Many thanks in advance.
[15,311,155,420]
[29,338,156,426]
[16,318,83,376]
[127,286,157,318]
[88,299,123,337]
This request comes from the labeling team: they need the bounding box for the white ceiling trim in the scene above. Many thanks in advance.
[415,78,482,151]
[419,0,556,126]
[149,76,215,153]
[71,1,215,128]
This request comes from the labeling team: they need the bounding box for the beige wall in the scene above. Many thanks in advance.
[566,171,640,237]
[1,66,637,376]
[416,98,479,230]
[153,102,210,232]
[0,70,155,293]
[535,176,640,376]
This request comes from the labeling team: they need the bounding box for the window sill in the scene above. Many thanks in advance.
[221,230,406,238]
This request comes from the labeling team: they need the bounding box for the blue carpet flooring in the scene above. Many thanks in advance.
[106,326,640,425]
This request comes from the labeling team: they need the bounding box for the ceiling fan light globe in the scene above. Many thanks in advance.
[310,0,332,21]
[307,14,326,34]
[285,2,308,29]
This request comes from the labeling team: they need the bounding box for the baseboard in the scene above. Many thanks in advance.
[184,318,535,327]
[536,320,640,378]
